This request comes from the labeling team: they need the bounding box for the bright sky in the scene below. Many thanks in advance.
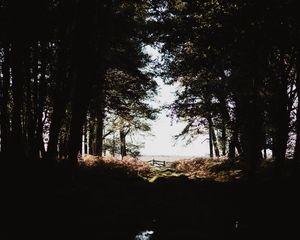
[138,46,210,157]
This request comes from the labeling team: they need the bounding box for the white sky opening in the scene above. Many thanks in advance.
[138,46,209,157]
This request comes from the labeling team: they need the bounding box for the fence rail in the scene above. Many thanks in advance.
[147,159,166,167]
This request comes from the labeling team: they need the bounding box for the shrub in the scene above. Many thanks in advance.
[80,155,152,176]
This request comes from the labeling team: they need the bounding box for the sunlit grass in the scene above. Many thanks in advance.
[152,157,243,182]
[79,155,244,183]
[80,154,152,176]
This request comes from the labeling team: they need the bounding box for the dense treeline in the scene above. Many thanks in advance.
[1,0,300,178]
[0,0,156,168]
[2,2,299,239]
[151,0,300,177]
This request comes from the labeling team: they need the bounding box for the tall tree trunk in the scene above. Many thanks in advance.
[208,120,213,158]
[218,93,230,156]
[274,112,289,171]
[0,42,11,157]
[263,147,267,160]
[11,41,26,160]
[25,63,36,161]
[46,73,70,162]
[31,58,39,160]
[58,126,68,160]
[112,133,116,157]
[240,106,262,177]
[211,127,220,157]
[120,128,127,159]
[262,129,267,159]
[294,53,300,164]
[46,97,67,162]
[67,96,90,166]
[221,121,227,156]
[45,1,76,163]
[36,41,47,159]
[84,122,88,155]
[211,126,220,158]
[248,96,263,175]
[29,43,44,161]
[238,82,263,178]
[207,116,220,157]
[45,40,72,163]
[271,56,290,177]
[294,99,300,162]
[66,0,97,167]
[95,110,104,156]
[88,117,95,156]
[228,126,239,159]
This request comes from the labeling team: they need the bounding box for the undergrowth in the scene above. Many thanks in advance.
[79,155,244,183]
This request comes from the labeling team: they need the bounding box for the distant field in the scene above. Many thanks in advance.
[139,155,206,162]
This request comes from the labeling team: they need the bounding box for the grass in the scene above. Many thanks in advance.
[79,155,298,183]
[4,154,299,239]
[80,154,152,176]
[79,155,244,183]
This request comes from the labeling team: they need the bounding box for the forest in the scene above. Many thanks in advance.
[1,0,300,239]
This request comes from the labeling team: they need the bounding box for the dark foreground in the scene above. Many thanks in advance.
[3,162,300,240]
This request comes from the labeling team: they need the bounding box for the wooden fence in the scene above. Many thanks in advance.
[147,159,166,167]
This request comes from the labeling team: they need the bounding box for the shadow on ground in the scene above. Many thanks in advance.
[2,161,300,240]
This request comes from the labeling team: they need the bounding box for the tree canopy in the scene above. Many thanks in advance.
[149,0,300,177]
[1,0,300,179]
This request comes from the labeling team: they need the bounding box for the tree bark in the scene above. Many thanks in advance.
[207,116,220,157]
[67,93,90,166]
[221,121,226,156]
[112,133,116,157]
[11,41,26,160]
[25,56,36,160]
[208,120,213,158]
[120,128,127,159]
[66,0,98,167]
[36,41,47,159]
[238,82,263,178]
[45,1,77,163]
[270,56,290,177]
[0,42,11,157]
[95,110,104,157]
[218,93,230,156]
[294,99,300,162]
[45,38,72,163]
[211,126,220,157]
[84,122,88,155]
[294,53,300,164]
[228,126,239,159]
[88,117,95,156]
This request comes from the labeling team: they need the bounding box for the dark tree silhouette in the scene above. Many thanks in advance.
[151,0,300,178]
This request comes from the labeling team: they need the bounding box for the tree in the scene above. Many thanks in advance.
[0,0,158,171]
[151,0,300,177]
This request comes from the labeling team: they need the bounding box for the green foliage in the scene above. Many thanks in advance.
[149,0,300,174]
[1,0,300,177]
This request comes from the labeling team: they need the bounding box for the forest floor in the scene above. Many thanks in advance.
[3,155,300,240]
